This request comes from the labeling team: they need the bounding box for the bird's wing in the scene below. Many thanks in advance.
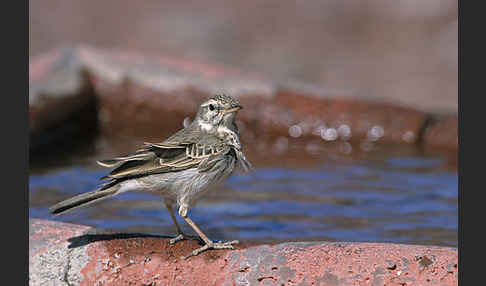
[97,136,229,181]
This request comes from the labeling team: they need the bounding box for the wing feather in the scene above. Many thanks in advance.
[97,136,228,181]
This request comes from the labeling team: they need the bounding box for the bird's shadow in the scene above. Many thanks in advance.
[67,232,174,249]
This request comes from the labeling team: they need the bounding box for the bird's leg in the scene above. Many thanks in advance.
[178,204,239,259]
[164,200,200,245]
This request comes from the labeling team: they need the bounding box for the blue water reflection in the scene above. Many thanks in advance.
[29,154,457,247]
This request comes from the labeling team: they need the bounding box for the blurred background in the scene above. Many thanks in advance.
[30,0,457,113]
[29,1,458,247]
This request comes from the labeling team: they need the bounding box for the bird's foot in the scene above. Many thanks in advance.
[182,240,239,259]
[169,233,202,245]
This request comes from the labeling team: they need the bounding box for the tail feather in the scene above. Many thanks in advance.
[49,186,119,216]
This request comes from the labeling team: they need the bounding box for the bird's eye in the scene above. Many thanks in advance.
[209,104,215,111]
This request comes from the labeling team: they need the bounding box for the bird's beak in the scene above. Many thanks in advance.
[222,105,242,114]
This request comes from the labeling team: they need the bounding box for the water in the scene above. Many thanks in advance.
[29,142,457,247]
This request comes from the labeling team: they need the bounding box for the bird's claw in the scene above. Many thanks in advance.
[169,234,201,245]
[182,240,239,259]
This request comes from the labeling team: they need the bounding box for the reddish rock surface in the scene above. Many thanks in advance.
[29,46,457,156]
[423,115,458,151]
[29,219,458,285]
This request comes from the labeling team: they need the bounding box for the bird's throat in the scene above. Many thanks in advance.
[198,121,214,132]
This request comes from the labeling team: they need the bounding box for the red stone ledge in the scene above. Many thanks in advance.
[29,219,458,285]
[29,46,457,154]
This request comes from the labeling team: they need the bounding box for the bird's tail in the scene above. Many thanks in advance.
[49,185,120,216]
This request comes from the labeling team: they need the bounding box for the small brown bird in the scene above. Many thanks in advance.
[50,94,252,258]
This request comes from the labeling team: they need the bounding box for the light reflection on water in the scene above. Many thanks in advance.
[29,149,457,247]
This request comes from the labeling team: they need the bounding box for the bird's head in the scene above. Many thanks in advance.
[194,94,242,132]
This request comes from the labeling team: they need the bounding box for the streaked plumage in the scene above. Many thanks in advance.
[49,94,252,258]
